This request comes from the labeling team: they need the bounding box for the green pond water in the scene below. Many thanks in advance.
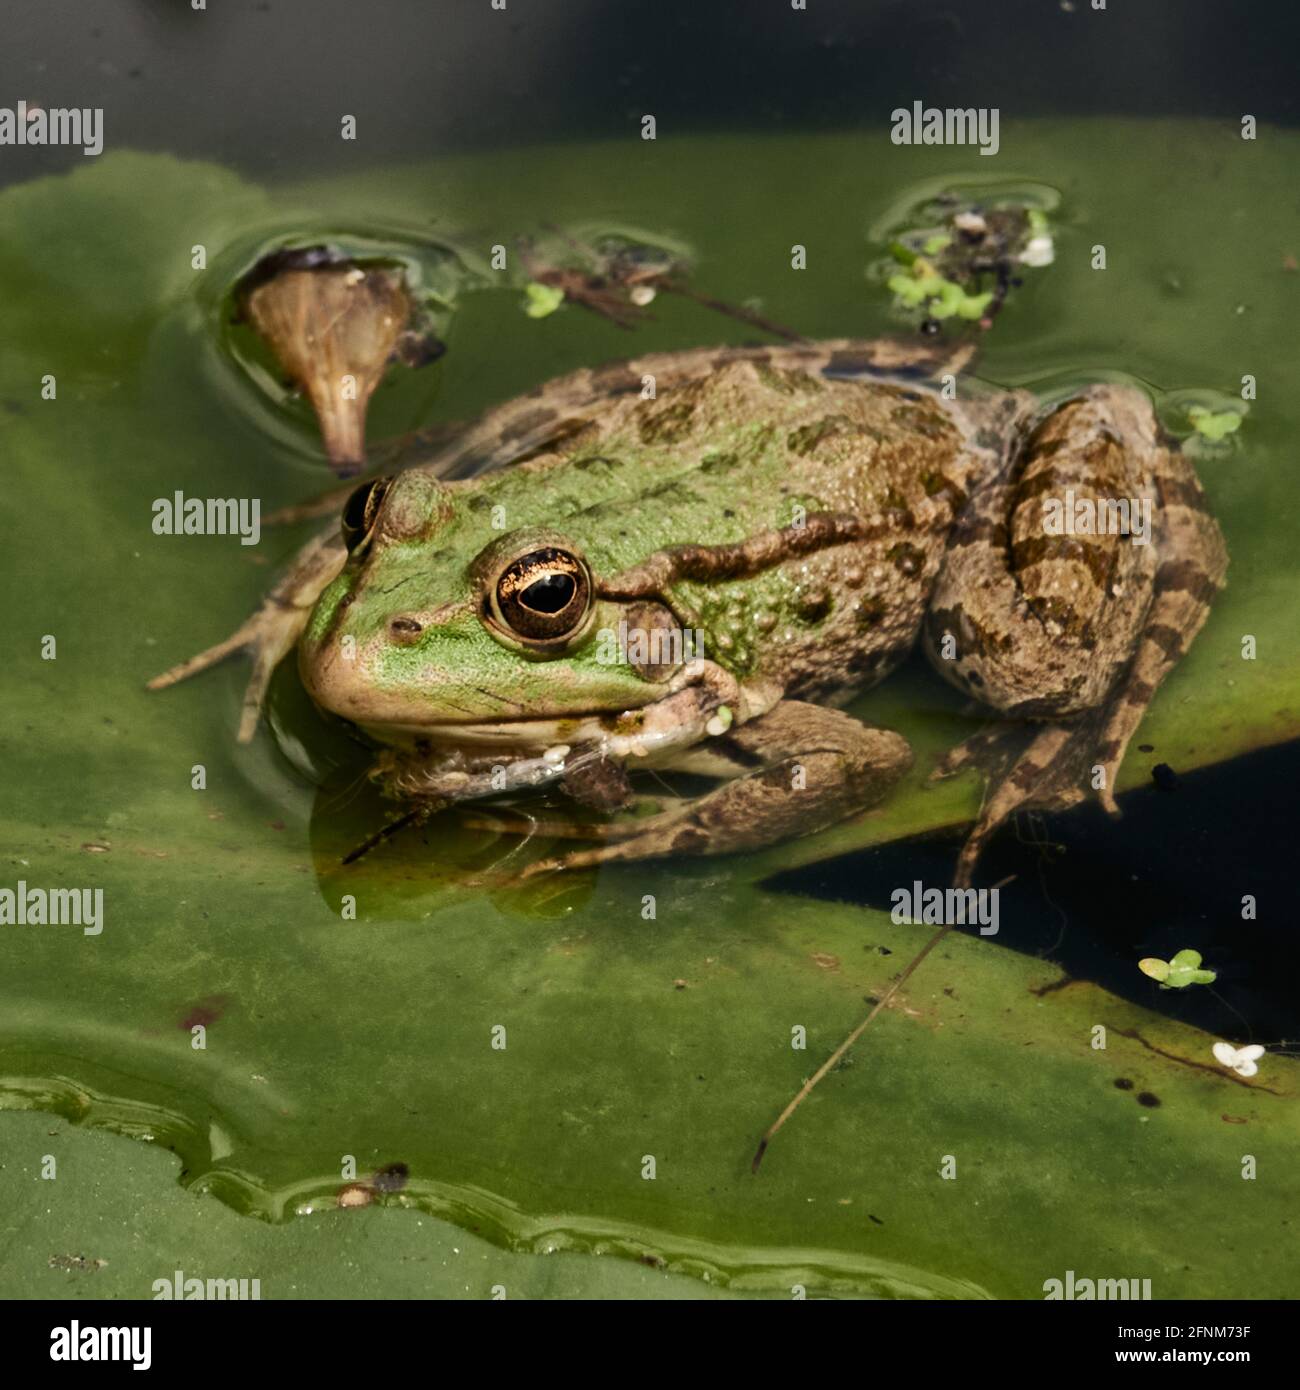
[1,121,1297,1299]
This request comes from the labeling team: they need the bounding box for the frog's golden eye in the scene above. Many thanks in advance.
[341,476,393,553]
[491,547,592,644]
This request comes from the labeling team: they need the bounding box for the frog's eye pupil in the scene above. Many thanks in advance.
[341,476,393,553]
[493,547,591,644]
[522,572,576,614]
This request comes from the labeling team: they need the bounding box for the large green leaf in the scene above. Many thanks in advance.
[1,125,1296,1299]
[0,1112,741,1301]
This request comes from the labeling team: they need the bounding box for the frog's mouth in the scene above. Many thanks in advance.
[302,640,671,752]
[313,648,773,767]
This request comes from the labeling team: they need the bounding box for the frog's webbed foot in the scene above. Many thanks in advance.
[146,532,347,742]
[517,701,912,877]
[147,614,290,744]
[932,721,1091,887]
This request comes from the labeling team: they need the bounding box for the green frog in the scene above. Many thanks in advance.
[149,338,1226,884]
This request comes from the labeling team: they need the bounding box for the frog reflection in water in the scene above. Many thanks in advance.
[150,338,1226,885]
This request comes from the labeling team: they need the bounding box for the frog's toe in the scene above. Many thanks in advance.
[516,827,688,879]
[147,629,253,692]
[148,607,302,744]
[951,726,1083,886]
[238,640,291,743]
[516,847,618,879]
[146,531,347,742]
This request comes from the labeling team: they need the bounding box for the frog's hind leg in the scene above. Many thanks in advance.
[924,387,1227,886]
[1087,447,1227,812]
[146,531,347,742]
[518,701,912,876]
[931,723,1080,886]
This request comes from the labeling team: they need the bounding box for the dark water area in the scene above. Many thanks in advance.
[2,0,1298,189]
[768,734,1300,1047]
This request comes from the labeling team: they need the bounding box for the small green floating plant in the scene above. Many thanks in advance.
[886,258,994,322]
[1187,406,1244,442]
[1138,948,1217,990]
[880,200,1054,330]
[522,280,566,318]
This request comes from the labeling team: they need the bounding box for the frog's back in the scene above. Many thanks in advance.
[459,354,984,699]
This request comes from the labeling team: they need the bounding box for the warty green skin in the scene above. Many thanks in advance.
[300,358,989,736]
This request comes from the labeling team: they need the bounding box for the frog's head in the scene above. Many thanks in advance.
[299,470,682,749]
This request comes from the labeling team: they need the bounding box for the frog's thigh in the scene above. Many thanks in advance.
[923,388,1226,883]
[524,702,912,873]
[926,388,1159,716]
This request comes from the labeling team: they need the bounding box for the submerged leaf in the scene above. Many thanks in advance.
[241,255,413,474]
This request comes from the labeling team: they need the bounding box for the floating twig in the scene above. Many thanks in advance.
[752,874,1016,1173]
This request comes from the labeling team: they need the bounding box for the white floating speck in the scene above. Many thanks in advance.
[1212,1041,1264,1077]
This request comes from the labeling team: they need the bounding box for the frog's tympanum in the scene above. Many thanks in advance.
[151,339,1226,884]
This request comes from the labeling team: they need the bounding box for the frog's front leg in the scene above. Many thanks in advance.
[924,386,1227,885]
[520,701,912,875]
[147,530,347,742]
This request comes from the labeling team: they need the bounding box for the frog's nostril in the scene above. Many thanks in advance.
[388,616,423,643]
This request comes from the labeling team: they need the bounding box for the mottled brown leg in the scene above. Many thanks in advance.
[924,387,1227,884]
[935,724,1077,887]
[1089,449,1227,810]
[518,701,912,875]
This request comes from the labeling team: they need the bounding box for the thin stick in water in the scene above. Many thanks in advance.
[341,807,427,865]
[751,874,1016,1173]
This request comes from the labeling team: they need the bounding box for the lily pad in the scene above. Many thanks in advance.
[2,123,1298,1298]
[0,1112,739,1300]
